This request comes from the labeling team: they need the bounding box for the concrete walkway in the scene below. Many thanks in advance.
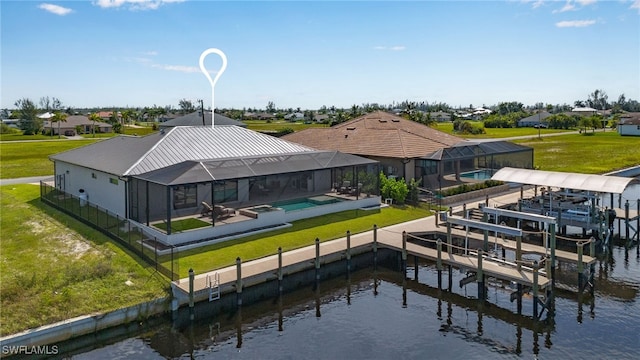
[0,175,53,186]
[173,187,540,301]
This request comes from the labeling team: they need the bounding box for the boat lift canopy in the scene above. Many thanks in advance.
[491,167,636,194]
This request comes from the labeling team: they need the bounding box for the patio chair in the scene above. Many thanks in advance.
[214,204,236,219]
[201,201,214,217]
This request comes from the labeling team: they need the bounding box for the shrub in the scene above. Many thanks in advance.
[437,180,504,197]
[379,172,409,205]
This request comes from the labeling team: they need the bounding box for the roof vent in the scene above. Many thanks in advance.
[378,119,387,123]
[347,127,356,130]
[391,119,400,122]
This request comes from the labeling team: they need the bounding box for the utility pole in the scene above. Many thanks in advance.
[198,99,205,126]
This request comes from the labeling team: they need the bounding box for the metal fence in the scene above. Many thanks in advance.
[40,181,180,282]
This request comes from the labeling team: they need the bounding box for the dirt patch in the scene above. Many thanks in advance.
[25,220,46,234]
[56,233,96,258]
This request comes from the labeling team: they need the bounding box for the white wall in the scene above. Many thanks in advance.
[54,161,126,217]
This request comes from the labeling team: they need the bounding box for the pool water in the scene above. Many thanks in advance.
[273,196,344,212]
[460,169,495,180]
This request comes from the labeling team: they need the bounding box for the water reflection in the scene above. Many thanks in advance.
[65,241,640,359]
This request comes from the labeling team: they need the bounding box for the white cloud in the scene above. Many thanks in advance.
[373,45,406,51]
[555,19,597,27]
[576,0,597,6]
[151,64,200,73]
[141,51,158,56]
[553,1,576,13]
[531,0,545,9]
[38,3,73,15]
[631,0,640,13]
[94,0,184,11]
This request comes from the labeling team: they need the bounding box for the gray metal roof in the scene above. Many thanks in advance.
[491,167,637,194]
[159,111,246,128]
[51,126,318,176]
[134,151,378,186]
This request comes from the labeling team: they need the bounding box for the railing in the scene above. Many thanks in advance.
[40,181,180,282]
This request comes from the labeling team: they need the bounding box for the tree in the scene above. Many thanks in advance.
[266,101,276,113]
[178,99,195,114]
[50,111,68,138]
[14,98,40,135]
[88,113,101,137]
[39,96,62,112]
[586,89,608,112]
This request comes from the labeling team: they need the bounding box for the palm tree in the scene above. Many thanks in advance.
[51,111,68,139]
[88,113,101,137]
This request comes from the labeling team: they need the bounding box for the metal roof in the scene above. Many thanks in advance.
[134,151,378,186]
[491,167,636,194]
[51,126,318,176]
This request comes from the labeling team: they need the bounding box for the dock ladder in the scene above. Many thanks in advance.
[206,272,220,301]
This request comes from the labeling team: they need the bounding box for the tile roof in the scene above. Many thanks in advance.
[43,115,112,128]
[51,126,317,176]
[282,111,465,159]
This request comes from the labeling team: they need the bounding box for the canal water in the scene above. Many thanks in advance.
[60,180,640,359]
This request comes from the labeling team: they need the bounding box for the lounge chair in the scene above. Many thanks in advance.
[201,201,214,217]
[214,204,236,219]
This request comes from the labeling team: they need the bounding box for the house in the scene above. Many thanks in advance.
[283,111,533,190]
[159,111,246,128]
[48,126,380,246]
[43,115,112,135]
[617,113,640,136]
[284,112,304,121]
[429,111,452,122]
[518,111,551,128]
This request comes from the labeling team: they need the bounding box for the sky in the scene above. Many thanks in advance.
[1,0,639,111]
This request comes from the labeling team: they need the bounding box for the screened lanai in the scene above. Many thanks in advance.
[414,141,534,190]
[128,150,379,234]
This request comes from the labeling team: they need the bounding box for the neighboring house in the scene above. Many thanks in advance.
[284,112,304,121]
[43,115,112,135]
[617,113,640,136]
[48,126,380,246]
[518,111,551,127]
[159,111,246,128]
[569,107,598,116]
[283,111,533,190]
[244,112,275,120]
[429,111,452,122]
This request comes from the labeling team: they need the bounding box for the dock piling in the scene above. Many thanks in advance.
[533,261,539,318]
[188,268,194,320]
[477,249,484,301]
[346,230,351,274]
[315,238,320,283]
[625,200,630,241]
[437,239,443,290]
[373,225,378,269]
[577,243,584,291]
[278,247,283,295]
[401,231,408,275]
[236,257,243,308]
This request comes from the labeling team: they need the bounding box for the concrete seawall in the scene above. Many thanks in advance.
[0,298,169,350]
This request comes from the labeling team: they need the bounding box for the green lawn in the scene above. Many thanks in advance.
[515,131,640,174]
[167,205,433,277]
[0,184,168,336]
[432,122,573,138]
[154,218,211,232]
[243,119,328,132]
[0,139,99,178]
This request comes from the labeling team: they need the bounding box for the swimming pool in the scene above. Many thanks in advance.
[459,169,495,180]
[272,195,344,212]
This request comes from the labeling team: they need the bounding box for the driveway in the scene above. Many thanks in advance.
[0,176,53,186]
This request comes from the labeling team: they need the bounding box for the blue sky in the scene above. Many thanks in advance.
[2,0,639,110]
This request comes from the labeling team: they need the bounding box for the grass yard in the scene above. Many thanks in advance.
[165,205,433,277]
[0,184,168,336]
[243,120,328,132]
[515,131,640,173]
[153,218,211,232]
[432,122,573,138]
[0,139,99,179]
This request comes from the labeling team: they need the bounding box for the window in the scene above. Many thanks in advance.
[214,181,238,202]
[109,177,118,185]
[174,185,197,209]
